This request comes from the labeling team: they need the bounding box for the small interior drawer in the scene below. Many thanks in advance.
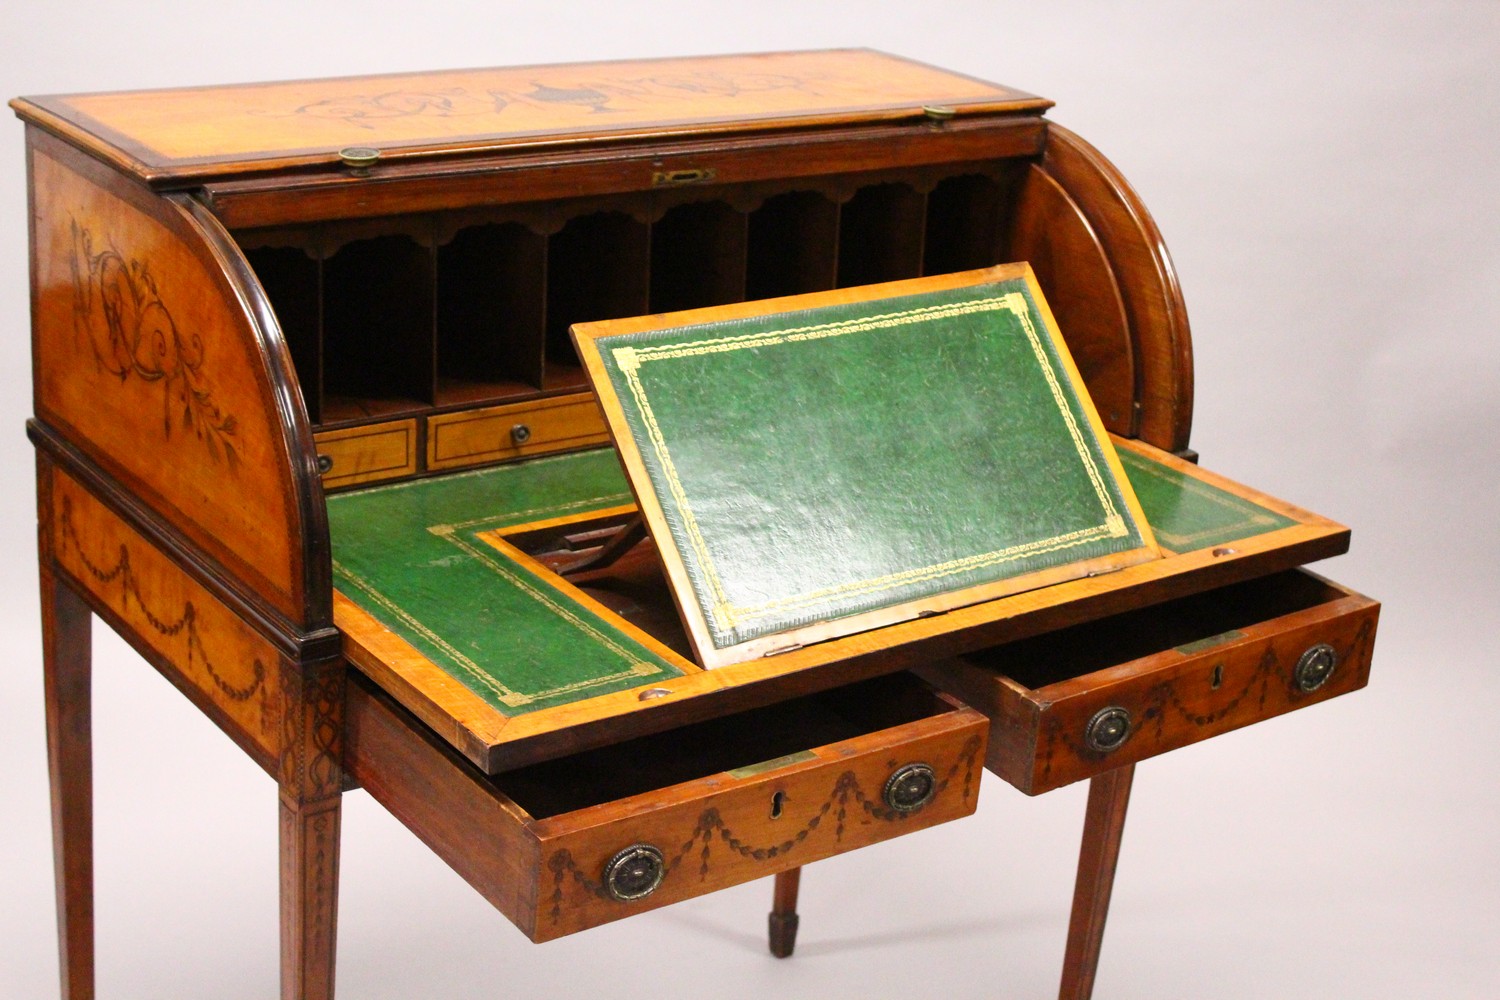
[345,671,986,941]
[426,393,609,471]
[313,418,417,490]
[920,570,1378,795]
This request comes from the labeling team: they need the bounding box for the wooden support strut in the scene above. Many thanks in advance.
[1059,763,1136,1000]
[555,514,648,576]
[41,566,95,1000]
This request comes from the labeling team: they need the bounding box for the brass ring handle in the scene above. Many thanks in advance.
[603,844,665,902]
[1084,706,1132,754]
[1293,643,1338,692]
[883,762,937,813]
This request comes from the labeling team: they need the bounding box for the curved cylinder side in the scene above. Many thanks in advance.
[1039,123,1195,453]
[27,127,327,630]
[175,193,332,628]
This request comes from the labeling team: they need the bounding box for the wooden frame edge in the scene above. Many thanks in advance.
[334,591,509,769]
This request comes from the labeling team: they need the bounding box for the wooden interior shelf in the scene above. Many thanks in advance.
[323,232,436,417]
[234,163,1025,433]
[436,221,547,405]
[745,190,840,300]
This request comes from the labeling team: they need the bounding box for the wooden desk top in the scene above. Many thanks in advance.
[11,50,1049,185]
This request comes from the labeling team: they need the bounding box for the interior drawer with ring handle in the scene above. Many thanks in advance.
[426,393,609,471]
[345,671,987,941]
[312,418,417,490]
[920,569,1379,795]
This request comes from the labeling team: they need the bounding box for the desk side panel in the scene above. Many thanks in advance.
[42,460,282,771]
[1039,123,1194,452]
[343,676,539,930]
[28,128,326,626]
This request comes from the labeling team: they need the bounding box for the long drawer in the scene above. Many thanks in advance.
[921,570,1378,795]
[345,671,986,941]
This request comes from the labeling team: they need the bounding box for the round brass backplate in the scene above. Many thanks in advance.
[603,844,665,902]
[1084,706,1132,754]
[883,762,937,813]
[1293,643,1338,693]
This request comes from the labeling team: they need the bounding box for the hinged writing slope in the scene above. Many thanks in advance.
[574,265,1160,668]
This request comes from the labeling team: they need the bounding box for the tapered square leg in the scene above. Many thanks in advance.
[41,567,95,1000]
[280,797,342,1000]
[768,867,801,958]
[278,663,345,1000]
[1059,763,1135,1000]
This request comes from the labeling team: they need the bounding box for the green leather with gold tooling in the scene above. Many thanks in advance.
[325,447,1296,713]
[1118,449,1296,552]
[593,279,1152,649]
[326,451,681,716]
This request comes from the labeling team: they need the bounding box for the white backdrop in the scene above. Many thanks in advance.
[2,3,1497,998]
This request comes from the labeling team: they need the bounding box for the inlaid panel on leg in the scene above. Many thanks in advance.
[277,661,346,1000]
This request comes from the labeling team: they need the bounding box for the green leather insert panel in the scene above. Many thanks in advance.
[325,446,1295,714]
[1117,450,1297,553]
[594,279,1151,649]
[326,451,682,716]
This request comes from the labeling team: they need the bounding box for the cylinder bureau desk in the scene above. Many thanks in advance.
[13,50,1378,1000]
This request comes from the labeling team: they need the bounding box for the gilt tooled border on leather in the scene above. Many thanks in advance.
[1117,448,1296,551]
[603,285,1143,648]
[326,465,677,711]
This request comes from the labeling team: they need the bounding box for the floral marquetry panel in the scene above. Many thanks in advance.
[29,140,314,621]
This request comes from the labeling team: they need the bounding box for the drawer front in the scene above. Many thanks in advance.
[342,674,986,945]
[926,572,1379,795]
[1032,596,1375,792]
[426,394,608,470]
[531,707,986,941]
[314,419,418,489]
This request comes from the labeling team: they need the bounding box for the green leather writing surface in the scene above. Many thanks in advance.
[325,446,1296,713]
[590,278,1152,650]
[1118,449,1296,552]
[326,451,681,715]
